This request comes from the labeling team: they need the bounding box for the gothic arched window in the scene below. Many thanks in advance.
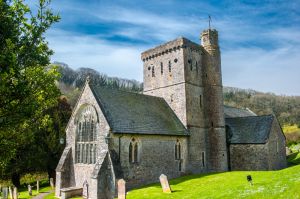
[75,105,98,164]
[129,138,139,163]
[175,140,181,160]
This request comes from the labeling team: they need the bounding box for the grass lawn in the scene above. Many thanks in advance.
[44,192,82,199]
[282,124,300,134]
[126,164,300,199]
[18,186,53,199]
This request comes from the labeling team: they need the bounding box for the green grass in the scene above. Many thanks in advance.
[287,152,300,165]
[283,124,300,134]
[44,192,82,199]
[125,165,300,199]
[17,186,54,199]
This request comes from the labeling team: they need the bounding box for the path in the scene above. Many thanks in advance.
[32,190,54,199]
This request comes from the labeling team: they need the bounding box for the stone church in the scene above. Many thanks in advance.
[55,29,286,198]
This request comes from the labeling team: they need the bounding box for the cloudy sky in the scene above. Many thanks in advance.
[30,0,300,95]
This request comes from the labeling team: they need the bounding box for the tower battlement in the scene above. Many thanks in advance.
[141,37,203,62]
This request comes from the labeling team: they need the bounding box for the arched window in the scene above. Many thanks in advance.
[168,61,171,72]
[175,140,181,160]
[129,138,139,163]
[161,62,163,75]
[75,105,98,164]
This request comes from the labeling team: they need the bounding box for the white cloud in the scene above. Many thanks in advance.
[222,45,300,95]
[47,29,145,81]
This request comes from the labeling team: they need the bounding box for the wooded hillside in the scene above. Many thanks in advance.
[56,63,300,127]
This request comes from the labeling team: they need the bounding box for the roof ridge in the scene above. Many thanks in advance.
[226,114,273,119]
[89,83,167,101]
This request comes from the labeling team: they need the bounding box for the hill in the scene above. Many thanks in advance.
[54,62,300,130]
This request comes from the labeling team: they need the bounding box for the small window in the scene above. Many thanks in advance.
[199,95,202,108]
[129,138,139,163]
[168,61,171,72]
[202,152,205,167]
[175,140,181,160]
[152,66,155,77]
[188,59,192,71]
[196,61,198,73]
[161,62,163,75]
[174,58,178,63]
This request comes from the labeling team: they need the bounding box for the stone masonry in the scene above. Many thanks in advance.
[55,28,286,199]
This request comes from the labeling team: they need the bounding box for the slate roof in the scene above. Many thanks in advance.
[90,84,189,136]
[224,105,256,118]
[226,115,274,144]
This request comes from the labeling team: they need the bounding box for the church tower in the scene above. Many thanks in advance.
[201,29,228,171]
[141,28,227,173]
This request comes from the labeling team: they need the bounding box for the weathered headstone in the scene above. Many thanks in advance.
[13,187,18,199]
[8,187,13,199]
[50,178,54,188]
[37,180,39,193]
[159,174,172,193]
[28,185,32,196]
[117,179,126,199]
[2,187,8,199]
[82,180,88,199]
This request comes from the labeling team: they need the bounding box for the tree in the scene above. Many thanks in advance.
[0,0,60,186]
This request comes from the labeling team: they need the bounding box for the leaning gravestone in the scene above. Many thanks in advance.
[2,187,8,199]
[13,187,18,199]
[159,174,172,193]
[50,178,54,188]
[37,180,39,193]
[8,187,13,199]
[28,185,32,196]
[117,179,126,199]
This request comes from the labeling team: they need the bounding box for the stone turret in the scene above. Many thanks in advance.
[201,29,228,171]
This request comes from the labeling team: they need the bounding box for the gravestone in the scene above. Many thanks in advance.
[8,187,13,199]
[37,180,39,193]
[117,179,126,199]
[82,180,88,199]
[28,185,32,196]
[13,187,18,199]
[2,187,8,199]
[159,174,172,193]
[50,178,54,188]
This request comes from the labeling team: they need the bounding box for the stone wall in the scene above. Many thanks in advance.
[110,134,188,189]
[201,29,228,172]
[229,144,269,171]
[229,117,287,171]
[56,82,113,198]
[267,118,287,170]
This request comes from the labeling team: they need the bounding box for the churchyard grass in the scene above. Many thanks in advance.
[282,124,300,134]
[126,164,300,199]
[44,193,82,199]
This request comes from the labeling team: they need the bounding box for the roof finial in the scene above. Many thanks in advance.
[208,15,212,30]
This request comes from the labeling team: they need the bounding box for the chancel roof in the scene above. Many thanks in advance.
[226,115,274,144]
[90,84,189,136]
[224,105,256,118]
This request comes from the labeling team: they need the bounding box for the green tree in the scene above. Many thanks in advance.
[0,0,60,186]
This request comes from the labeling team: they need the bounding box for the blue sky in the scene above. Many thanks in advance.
[29,0,300,95]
